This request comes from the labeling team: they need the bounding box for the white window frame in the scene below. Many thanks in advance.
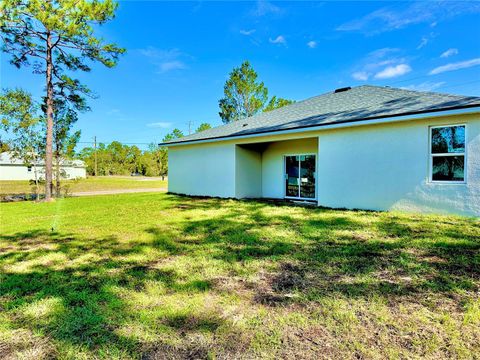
[429,124,466,184]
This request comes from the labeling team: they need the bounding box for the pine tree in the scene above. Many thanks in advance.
[1,0,125,200]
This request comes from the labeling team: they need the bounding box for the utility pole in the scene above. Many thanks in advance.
[94,136,97,176]
[186,121,193,135]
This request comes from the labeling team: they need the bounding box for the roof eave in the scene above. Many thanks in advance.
[159,104,480,147]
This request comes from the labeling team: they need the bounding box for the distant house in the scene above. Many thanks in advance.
[0,152,87,181]
[160,85,480,217]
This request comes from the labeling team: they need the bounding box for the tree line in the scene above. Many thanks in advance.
[78,124,208,177]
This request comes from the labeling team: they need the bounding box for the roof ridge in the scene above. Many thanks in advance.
[162,85,480,145]
[364,84,479,100]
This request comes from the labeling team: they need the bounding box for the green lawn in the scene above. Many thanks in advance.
[0,194,479,359]
[0,176,167,195]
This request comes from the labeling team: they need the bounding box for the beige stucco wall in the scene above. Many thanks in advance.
[168,142,236,197]
[261,137,318,199]
[235,145,262,198]
[316,113,480,216]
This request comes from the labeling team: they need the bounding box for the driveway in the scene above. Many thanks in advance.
[72,188,167,196]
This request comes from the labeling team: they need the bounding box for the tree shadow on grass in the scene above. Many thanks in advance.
[0,229,238,359]
[256,213,480,303]
[178,211,297,262]
[1,237,133,356]
[150,204,480,304]
[1,198,479,358]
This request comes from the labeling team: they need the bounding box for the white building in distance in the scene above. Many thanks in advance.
[0,152,87,181]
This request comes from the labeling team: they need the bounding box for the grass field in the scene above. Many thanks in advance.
[0,176,167,195]
[0,193,479,359]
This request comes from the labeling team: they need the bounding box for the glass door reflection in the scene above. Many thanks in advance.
[285,155,316,199]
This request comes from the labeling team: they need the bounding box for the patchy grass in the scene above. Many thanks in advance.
[0,176,167,195]
[0,193,479,359]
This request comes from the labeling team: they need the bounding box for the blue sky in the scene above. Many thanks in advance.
[1,0,480,149]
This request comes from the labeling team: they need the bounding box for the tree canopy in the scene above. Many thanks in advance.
[196,123,212,133]
[263,95,295,113]
[0,88,44,160]
[162,128,184,142]
[218,61,294,124]
[0,0,124,112]
[218,61,268,124]
[0,88,40,133]
[0,88,44,195]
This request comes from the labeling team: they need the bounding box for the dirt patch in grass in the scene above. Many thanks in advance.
[0,330,56,360]
[271,262,307,292]
[280,325,343,360]
[141,329,253,360]
[141,335,211,360]
[211,275,254,299]
[253,262,307,306]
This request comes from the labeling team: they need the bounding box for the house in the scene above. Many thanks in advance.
[0,152,87,181]
[160,85,480,217]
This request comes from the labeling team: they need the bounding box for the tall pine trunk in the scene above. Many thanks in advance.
[33,162,39,201]
[45,31,54,201]
[32,146,40,201]
[55,150,61,197]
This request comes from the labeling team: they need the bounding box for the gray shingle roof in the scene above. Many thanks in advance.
[161,85,480,145]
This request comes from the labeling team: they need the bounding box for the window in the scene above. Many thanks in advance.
[27,166,32,172]
[430,125,465,182]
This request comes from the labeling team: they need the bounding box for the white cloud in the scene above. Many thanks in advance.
[307,41,317,49]
[429,58,480,75]
[350,48,408,81]
[146,122,172,129]
[139,47,181,59]
[417,37,429,49]
[269,35,286,45]
[352,71,369,81]
[139,47,189,73]
[368,47,400,59]
[106,109,121,116]
[251,0,282,16]
[440,48,458,58]
[337,7,430,34]
[402,81,445,92]
[374,64,412,79]
[240,29,256,36]
[159,61,186,73]
[336,1,480,35]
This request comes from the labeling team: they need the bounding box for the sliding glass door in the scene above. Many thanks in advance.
[285,156,300,197]
[285,155,316,199]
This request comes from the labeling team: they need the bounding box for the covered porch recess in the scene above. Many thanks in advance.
[235,137,318,202]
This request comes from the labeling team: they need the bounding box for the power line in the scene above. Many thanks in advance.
[435,79,480,90]
[381,71,480,90]
[386,74,435,85]
[77,141,154,145]
[383,77,480,93]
